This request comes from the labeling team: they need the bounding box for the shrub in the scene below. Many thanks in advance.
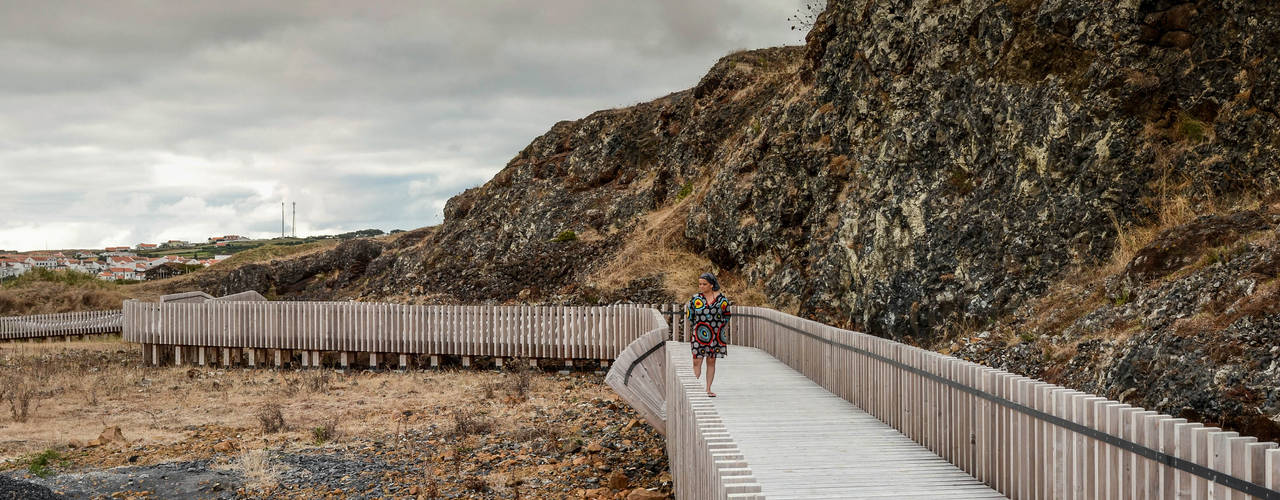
[481,380,499,400]
[303,371,331,394]
[1,357,54,422]
[451,409,494,438]
[676,180,694,200]
[505,360,533,400]
[27,449,62,478]
[312,417,339,444]
[256,403,286,434]
[2,268,106,290]
[552,230,578,243]
[1175,113,1210,144]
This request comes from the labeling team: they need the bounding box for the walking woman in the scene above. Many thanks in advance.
[687,272,731,397]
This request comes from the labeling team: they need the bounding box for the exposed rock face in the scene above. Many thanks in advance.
[182,0,1280,436]
[761,0,1280,339]
[189,238,389,300]
[953,209,1280,440]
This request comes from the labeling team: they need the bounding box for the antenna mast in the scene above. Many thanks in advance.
[281,202,285,238]
[292,202,296,238]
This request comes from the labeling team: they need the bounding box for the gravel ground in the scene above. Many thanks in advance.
[6,459,238,499]
[0,475,61,500]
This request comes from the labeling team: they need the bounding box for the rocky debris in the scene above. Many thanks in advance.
[608,470,629,489]
[212,441,237,453]
[8,460,236,500]
[0,475,61,500]
[85,427,126,448]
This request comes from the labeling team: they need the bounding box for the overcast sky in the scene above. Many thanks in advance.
[0,1,805,252]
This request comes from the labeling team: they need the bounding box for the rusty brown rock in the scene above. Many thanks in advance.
[607,470,629,490]
[625,488,668,500]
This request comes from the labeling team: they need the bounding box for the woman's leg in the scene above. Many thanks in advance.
[705,357,717,395]
[692,354,703,379]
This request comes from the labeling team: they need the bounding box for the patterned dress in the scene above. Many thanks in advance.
[687,292,731,358]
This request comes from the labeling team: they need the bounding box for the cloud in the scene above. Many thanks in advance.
[0,1,806,251]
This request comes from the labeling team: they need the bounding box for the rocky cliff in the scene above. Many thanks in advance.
[163,0,1280,437]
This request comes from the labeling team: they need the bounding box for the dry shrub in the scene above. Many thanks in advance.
[481,380,499,400]
[451,409,494,438]
[234,448,281,490]
[509,425,561,447]
[0,356,57,422]
[303,370,331,394]
[1099,195,1201,278]
[505,360,533,400]
[255,403,286,434]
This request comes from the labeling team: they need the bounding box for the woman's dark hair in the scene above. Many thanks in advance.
[699,272,720,291]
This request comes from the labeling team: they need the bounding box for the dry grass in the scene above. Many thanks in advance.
[0,355,56,422]
[210,241,339,270]
[0,340,599,463]
[0,282,139,316]
[450,408,495,438]
[1097,194,1202,279]
[590,189,772,308]
[228,448,281,490]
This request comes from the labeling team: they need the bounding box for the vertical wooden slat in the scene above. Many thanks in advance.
[1266,448,1279,491]
[1190,426,1221,500]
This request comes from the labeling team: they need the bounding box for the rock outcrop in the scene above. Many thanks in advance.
[177,0,1280,435]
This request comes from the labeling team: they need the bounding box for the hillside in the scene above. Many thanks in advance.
[144,1,1280,437]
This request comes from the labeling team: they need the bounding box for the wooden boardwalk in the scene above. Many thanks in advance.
[708,347,1005,499]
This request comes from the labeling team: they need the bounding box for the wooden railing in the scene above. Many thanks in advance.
[604,311,670,435]
[122,300,666,368]
[728,306,1280,500]
[0,310,123,340]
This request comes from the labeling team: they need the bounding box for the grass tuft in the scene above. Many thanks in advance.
[551,230,578,243]
[27,449,63,478]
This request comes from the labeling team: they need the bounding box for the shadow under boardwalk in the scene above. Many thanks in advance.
[706,347,1007,499]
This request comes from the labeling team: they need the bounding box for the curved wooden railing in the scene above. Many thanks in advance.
[603,309,669,435]
[0,310,123,340]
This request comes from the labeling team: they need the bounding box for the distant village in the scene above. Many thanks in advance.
[0,235,250,282]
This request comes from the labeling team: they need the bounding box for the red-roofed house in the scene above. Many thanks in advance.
[136,243,158,250]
